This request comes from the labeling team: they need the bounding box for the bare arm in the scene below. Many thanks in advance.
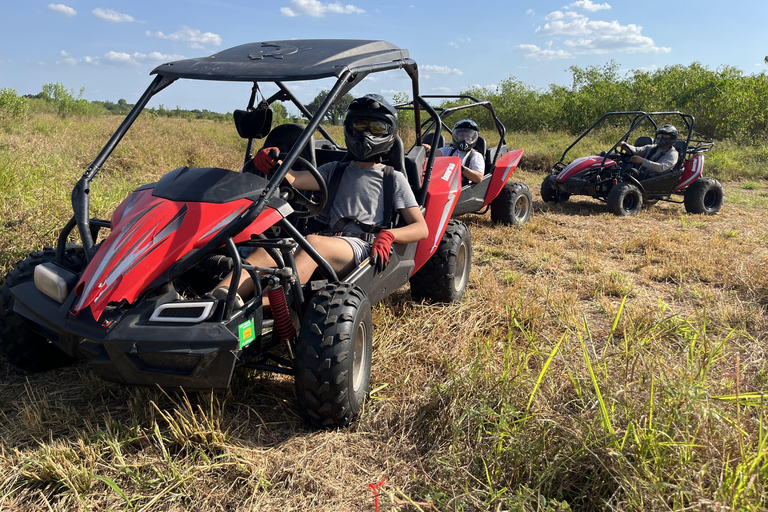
[283,169,321,190]
[388,206,428,244]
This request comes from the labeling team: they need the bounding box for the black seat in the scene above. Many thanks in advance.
[423,132,445,149]
[383,135,406,174]
[473,136,488,172]
[262,123,316,169]
[634,136,653,146]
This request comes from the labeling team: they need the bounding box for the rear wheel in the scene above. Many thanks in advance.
[295,283,372,428]
[540,175,570,204]
[410,220,471,303]
[684,178,724,214]
[0,250,78,372]
[607,182,642,216]
[491,181,533,226]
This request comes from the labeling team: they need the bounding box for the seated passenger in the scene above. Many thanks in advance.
[213,94,429,303]
[425,119,484,185]
[619,124,680,180]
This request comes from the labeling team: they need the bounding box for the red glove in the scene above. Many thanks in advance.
[254,147,280,173]
[371,230,395,271]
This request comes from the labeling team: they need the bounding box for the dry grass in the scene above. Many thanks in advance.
[2,117,768,511]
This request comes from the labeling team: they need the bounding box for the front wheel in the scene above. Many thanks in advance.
[540,175,570,204]
[607,182,642,216]
[410,219,471,303]
[491,181,533,226]
[684,178,724,214]
[1,250,78,372]
[295,283,372,428]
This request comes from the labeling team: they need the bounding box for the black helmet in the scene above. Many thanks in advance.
[655,124,678,147]
[343,94,398,162]
[452,119,479,152]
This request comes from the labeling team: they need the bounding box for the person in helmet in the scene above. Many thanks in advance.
[618,124,680,179]
[212,94,428,302]
[425,119,484,185]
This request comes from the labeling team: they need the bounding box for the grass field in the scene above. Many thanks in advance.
[1,116,768,511]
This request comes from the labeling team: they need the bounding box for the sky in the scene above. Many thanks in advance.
[1,0,767,115]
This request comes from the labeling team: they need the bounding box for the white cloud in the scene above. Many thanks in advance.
[517,44,573,60]
[57,50,78,66]
[48,4,76,17]
[422,65,463,77]
[57,50,185,67]
[281,0,365,17]
[103,51,186,66]
[568,0,611,11]
[146,27,221,48]
[92,8,137,23]
[526,9,535,16]
[449,37,471,49]
[546,11,583,21]
[520,13,670,60]
[430,86,453,94]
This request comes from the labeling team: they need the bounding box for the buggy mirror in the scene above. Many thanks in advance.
[233,107,273,139]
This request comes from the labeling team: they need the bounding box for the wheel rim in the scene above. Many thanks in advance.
[514,194,530,221]
[703,189,719,209]
[454,241,469,293]
[622,193,638,213]
[352,319,367,392]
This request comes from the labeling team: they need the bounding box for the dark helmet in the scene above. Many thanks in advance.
[452,119,479,152]
[655,124,678,147]
[343,94,398,162]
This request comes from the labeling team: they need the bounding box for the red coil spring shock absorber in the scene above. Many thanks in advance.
[267,285,295,340]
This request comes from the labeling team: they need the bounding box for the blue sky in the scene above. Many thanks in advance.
[1,0,767,114]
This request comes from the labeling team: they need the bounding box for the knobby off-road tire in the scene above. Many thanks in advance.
[410,219,471,303]
[295,282,372,428]
[684,178,724,215]
[607,182,643,216]
[540,175,570,204]
[491,181,533,226]
[0,250,76,372]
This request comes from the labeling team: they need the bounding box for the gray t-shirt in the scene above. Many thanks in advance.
[316,161,418,234]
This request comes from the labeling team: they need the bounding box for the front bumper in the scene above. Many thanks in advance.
[11,281,258,390]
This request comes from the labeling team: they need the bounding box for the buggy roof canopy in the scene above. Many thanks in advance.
[151,39,415,82]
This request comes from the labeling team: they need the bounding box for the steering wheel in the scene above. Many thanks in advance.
[275,153,328,218]
[616,143,632,157]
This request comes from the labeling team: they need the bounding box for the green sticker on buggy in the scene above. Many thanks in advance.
[238,318,255,348]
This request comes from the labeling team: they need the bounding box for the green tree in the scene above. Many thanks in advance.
[0,88,28,122]
[307,90,354,125]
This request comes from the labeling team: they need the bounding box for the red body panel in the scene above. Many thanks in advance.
[482,149,524,208]
[556,155,617,182]
[413,156,462,272]
[674,153,704,192]
[75,188,282,321]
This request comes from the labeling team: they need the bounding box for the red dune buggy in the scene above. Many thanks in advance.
[0,40,473,428]
[394,95,530,226]
[541,111,723,216]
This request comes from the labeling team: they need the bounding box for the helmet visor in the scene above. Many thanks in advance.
[351,118,389,135]
[453,128,478,144]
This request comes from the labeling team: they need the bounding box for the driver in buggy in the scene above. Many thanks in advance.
[212,94,429,305]
[618,124,680,180]
[425,119,484,185]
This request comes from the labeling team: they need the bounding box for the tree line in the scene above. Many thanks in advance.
[3,62,767,143]
[456,61,768,142]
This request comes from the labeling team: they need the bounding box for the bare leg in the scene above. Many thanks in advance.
[214,235,357,298]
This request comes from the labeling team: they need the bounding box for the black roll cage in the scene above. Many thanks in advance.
[394,94,508,165]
